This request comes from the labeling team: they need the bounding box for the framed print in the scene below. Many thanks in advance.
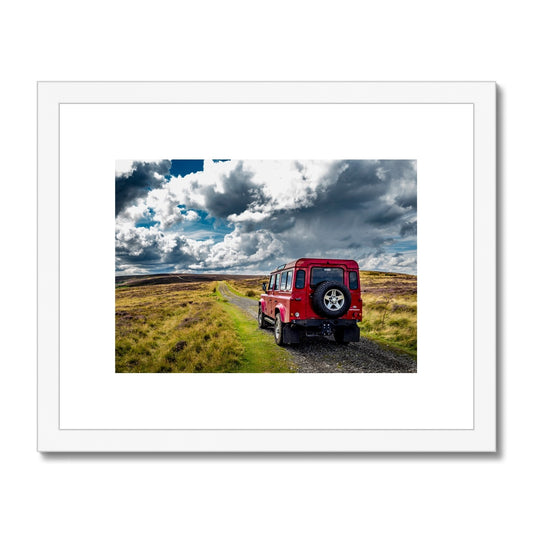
[37,81,496,452]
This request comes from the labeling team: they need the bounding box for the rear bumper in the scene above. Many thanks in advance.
[290,318,359,327]
[287,318,360,342]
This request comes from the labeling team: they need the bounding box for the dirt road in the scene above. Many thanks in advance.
[218,282,416,373]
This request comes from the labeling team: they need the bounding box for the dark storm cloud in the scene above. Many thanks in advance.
[115,230,196,272]
[115,160,171,215]
[115,226,164,265]
[365,204,406,226]
[395,192,417,209]
[115,241,162,265]
[240,211,297,234]
[318,160,391,208]
[235,161,416,252]
[231,160,417,273]
[318,160,415,213]
[201,162,267,218]
[163,241,196,265]
[400,220,417,237]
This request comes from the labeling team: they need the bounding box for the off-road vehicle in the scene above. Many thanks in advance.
[258,258,363,345]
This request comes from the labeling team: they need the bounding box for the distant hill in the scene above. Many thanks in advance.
[115,273,264,288]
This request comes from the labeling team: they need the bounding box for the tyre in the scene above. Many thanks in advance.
[258,306,267,329]
[274,314,284,346]
[312,281,351,318]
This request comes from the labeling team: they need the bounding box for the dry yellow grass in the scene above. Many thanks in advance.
[226,277,267,299]
[359,271,417,357]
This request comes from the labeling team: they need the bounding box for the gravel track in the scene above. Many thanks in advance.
[218,282,416,373]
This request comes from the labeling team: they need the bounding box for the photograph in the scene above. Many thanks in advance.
[115,159,417,373]
[37,80,494,451]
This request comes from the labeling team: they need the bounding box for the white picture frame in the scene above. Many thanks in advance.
[37,81,496,452]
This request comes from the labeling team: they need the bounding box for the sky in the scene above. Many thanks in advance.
[115,159,417,276]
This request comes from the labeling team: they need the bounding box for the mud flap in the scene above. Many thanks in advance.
[343,324,360,342]
[283,324,301,345]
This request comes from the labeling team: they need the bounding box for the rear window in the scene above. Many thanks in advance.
[311,267,344,287]
[349,271,359,290]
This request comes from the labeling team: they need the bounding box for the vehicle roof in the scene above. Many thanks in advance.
[270,258,359,273]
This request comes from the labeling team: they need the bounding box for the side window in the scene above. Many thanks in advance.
[268,274,275,290]
[274,273,281,290]
[349,271,359,290]
[286,270,293,291]
[295,269,305,289]
[280,271,288,290]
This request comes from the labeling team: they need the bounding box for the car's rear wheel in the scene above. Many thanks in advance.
[258,307,267,329]
[274,314,284,345]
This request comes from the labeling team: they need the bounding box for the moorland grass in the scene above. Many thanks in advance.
[116,270,417,371]
[358,271,417,358]
[227,278,267,299]
[116,280,293,373]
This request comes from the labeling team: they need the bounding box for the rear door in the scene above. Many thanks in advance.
[308,263,347,317]
[291,267,308,318]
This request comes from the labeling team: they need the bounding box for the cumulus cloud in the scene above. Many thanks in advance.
[190,228,284,271]
[115,221,200,273]
[115,159,417,275]
[115,160,171,216]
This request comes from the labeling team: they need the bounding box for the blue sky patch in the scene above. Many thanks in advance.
[170,159,204,177]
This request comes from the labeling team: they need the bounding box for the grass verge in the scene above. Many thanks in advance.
[215,287,295,372]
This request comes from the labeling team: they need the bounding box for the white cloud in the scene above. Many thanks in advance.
[183,210,200,222]
[115,160,417,275]
[192,228,284,270]
[115,160,134,177]
[145,188,183,229]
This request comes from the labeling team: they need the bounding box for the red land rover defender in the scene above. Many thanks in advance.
[258,258,363,346]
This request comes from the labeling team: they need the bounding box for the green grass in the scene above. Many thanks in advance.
[223,282,248,298]
[215,286,295,372]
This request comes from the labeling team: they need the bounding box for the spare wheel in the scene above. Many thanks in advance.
[312,280,351,318]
